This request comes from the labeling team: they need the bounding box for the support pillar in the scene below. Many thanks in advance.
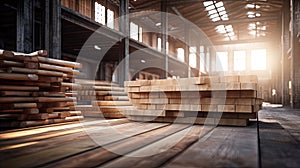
[281,0,291,106]
[118,0,130,85]
[184,24,190,78]
[17,0,33,53]
[45,0,61,59]
[290,0,300,108]
[161,0,168,79]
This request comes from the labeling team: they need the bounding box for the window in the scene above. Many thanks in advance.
[130,22,143,42]
[157,38,169,53]
[166,41,169,54]
[200,46,205,72]
[95,2,105,25]
[107,9,114,29]
[234,50,246,71]
[251,49,266,70]
[216,52,228,71]
[189,46,197,68]
[206,47,210,72]
[130,22,139,41]
[177,48,185,62]
[157,37,161,51]
[139,27,143,42]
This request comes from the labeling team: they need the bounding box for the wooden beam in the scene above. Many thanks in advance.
[212,38,271,45]
[133,1,159,9]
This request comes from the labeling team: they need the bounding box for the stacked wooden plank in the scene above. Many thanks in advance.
[0,50,83,128]
[124,75,263,126]
[76,79,133,118]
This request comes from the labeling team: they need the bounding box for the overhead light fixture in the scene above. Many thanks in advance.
[141,59,146,63]
[94,45,101,51]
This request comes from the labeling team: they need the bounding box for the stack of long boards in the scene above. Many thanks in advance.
[76,79,133,118]
[0,49,82,128]
[124,75,263,126]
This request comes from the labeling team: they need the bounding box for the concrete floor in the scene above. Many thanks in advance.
[259,107,300,167]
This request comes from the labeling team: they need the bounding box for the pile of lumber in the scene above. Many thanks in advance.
[76,79,133,118]
[0,49,82,128]
[124,75,263,126]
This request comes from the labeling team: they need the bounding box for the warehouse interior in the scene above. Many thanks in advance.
[0,0,300,167]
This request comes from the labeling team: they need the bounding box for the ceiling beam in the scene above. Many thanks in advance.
[212,38,271,45]
[133,0,159,9]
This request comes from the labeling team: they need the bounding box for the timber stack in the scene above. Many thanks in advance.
[0,49,82,128]
[76,79,133,118]
[124,75,263,126]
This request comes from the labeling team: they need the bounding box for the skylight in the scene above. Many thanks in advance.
[245,3,262,18]
[203,1,228,22]
[204,1,235,40]
[215,24,235,38]
[203,1,214,7]
[246,4,261,9]
[248,22,267,37]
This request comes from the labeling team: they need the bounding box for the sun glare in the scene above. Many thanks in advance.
[251,49,267,70]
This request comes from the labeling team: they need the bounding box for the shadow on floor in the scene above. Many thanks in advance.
[258,120,300,168]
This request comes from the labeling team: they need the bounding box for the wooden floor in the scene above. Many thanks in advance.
[1,107,300,168]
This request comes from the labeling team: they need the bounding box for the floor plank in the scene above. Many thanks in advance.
[0,119,130,161]
[1,107,300,168]
[0,122,167,167]
[164,123,258,168]
[43,124,189,168]
[0,118,129,146]
[101,125,203,168]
